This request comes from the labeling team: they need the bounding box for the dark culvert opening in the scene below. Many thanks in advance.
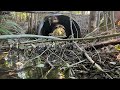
[36,14,82,38]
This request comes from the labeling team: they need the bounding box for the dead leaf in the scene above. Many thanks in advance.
[116,53,120,60]
[0,52,8,60]
[115,44,120,51]
[109,62,116,65]
[51,26,66,37]
[118,21,120,26]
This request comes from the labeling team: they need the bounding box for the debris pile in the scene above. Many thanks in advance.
[0,39,120,79]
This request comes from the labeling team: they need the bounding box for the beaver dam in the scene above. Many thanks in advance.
[0,11,120,79]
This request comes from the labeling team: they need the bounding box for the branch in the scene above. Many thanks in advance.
[21,33,120,43]
[85,38,120,51]
[74,42,104,72]
[74,42,113,79]
[0,34,60,40]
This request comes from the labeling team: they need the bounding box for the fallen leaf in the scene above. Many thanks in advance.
[36,64,44,68]
[19,44,25,49]
[118,21,120,26]
[115,44,120,51]
[69,77,76,79]
[0,52,8,60]
[109,62,116,65]
[116,53,120,60]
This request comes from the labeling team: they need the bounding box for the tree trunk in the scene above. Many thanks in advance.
[0,11,10,23]
[88,11,98,33]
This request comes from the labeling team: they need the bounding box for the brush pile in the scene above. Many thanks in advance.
[0,37,120,79]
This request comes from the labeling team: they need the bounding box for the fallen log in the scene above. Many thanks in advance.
[85,38,120,51]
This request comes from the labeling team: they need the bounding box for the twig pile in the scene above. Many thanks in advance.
[2,40,120,79]
[0,35,120,79]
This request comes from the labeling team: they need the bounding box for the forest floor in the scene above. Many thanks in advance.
[0,23,120,79]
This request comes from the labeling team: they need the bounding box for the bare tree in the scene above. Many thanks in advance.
[88,11,98,33]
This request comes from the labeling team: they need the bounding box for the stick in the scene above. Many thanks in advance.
[21,33,120,43]
[74,42,104,72]
[85,38,120,51]
[75,41,113,78]
[0,34,60,40]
